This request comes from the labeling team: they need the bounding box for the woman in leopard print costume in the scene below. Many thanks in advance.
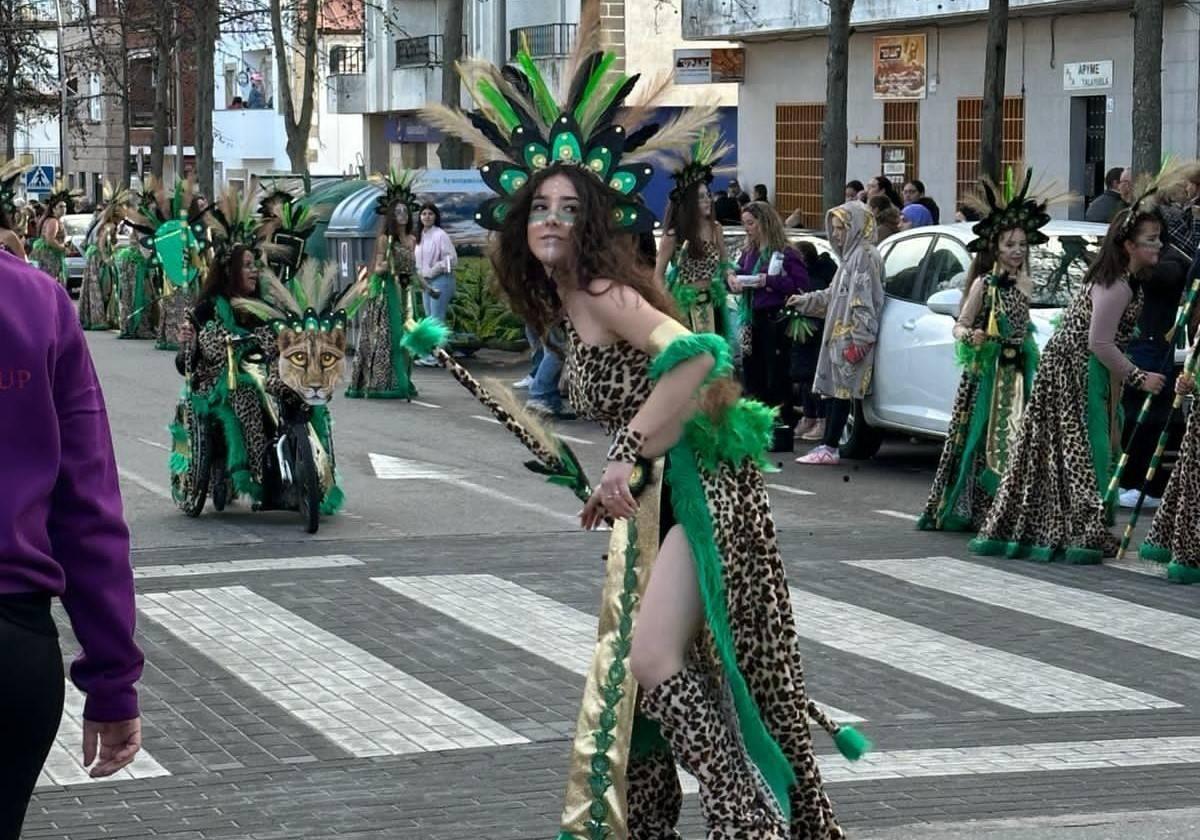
[971,208,1169,563]
[1140,367,1200,582]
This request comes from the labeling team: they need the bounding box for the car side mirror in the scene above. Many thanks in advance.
[926,287,962,317]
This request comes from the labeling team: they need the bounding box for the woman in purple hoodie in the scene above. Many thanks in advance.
[0,250,143,836]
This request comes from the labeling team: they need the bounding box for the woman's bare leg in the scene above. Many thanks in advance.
[630,525,702,690]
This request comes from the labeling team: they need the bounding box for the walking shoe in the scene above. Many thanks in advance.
[513,375,534,389]
[800,419,826,441]
[1118,488,1160,509]
[796,445,840,465]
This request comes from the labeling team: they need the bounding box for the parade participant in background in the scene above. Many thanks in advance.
[656,129,737,346]
[113,210,158,340]
[257,185,316,289]
[734,200,809,440]
[78,184,129,331]
[412,201,457,367]
[346,168,425,400]
[918,169,1058,531]
[788,200,885,465]
[0,248,143,838]
[971,181,1169,563]
[30,181,78,286]
[422,14,861,835]
[0,160,27,258]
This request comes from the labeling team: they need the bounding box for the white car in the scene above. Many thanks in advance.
[840,220,1109,458]
[62,213,95,293]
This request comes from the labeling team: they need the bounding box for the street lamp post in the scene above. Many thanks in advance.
[53,0,67,182]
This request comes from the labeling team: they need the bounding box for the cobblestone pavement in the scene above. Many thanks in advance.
[20,333,1200,839]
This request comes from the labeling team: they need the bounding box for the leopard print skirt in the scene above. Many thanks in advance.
[1142,395,1200,582]
[157,289,195,351]
[118,257,158,339]
[79,249,113,330]
[345,280,417,399]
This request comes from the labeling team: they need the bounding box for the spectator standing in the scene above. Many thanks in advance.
[792,241,836,441]
[902,179,941,223]
[867,174,904,209]
[1086,167,1130,223]
[869,195,901,243]
[845,180,865,202]
[753,184,769,203]
[413,201,458,367]
[900,203,933,230]
[0,252,144,837]
[713,183,741,225]
[524,324,575,419]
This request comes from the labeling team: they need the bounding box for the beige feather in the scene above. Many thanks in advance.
[614,72,673,135]
[561,0,603,102]
[230,295,288,322]
[419,103,511,163]
[481,377,563,459]
[256,266,303,317]
[333,267,374,314]
[292,259,339,312]
[624,101,720,163]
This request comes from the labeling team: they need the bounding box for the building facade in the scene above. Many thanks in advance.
[681,0,1200,223]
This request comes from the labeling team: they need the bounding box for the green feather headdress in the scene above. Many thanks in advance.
[372,167,422,218]
[420,4,714,233]
[230,260,372,335]
[963,166,1071,253]
[258,183,316,239]
[204,187,263,269]
[668,128,734,202]
[44,178,84,215]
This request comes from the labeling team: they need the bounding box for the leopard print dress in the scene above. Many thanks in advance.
[563,319,842,839]
[1141,393,1200,582]
[346,241,418,399]
[972,279,1143,563]
[670,240,724,336]
[918,277,1034,531]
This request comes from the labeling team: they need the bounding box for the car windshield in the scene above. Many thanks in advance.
[62,216,92,238]
[1028,234,1101,308]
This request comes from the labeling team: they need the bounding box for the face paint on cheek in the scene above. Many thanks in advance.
[529,208,577,227]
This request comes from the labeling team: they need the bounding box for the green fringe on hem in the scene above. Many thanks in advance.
[1167,562,1200,584]
[1063,547,1103,565]
[1139,543,1173,564]
[969,537,1007,555]
[666,441,795,822]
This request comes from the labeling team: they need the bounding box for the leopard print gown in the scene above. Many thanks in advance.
[972,279,1143,563]
[671,240,723,336]
[563,319,842,840]
[116,247,158,339]
[346,243,418,399]
[918,278,1033,531]
[79,246,112,330]
[1141,394,1200,582]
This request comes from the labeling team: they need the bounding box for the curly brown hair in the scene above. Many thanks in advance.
[488,166,677,337]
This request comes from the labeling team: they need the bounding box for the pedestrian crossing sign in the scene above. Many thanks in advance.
[25,165,55,194]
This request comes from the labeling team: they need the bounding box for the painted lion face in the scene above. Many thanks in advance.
[276,326,347,405]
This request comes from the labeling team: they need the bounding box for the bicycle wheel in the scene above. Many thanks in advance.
[170,402,209,517]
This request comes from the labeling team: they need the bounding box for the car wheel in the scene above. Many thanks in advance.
[839,399,883,460]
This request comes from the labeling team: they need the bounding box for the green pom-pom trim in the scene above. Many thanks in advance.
[1167,562,1200,584]
[649,332,732,383]
[969,537,1007,556]
[833,725,872,761]
[1139,543,1173,565]
[1063,547,1103,565]
[682,398,776,474]
[1025,544,1055,562]
[320,484,345,516]
[915,513,936,531]
[401,316,452,358]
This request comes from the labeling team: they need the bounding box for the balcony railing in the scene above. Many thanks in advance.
[330,45,365,75]
[395,34,467,69]
[510,23,577,60]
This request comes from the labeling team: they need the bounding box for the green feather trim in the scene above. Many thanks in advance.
[665,442,795,821]
[1063,547,1104,565]
[320,484,345,516]
[476,78,521,135]
[969,536,1007,555]
[934,341,999,526]
[1139,542,1172,564]
[649,333,732,383]
[1167,562,1200,584]
[1025,544,1055,562]
[681,398,776,474]
[516,51,558,125]
[580,69,630,135]
[401,316,452,358]
[833,725,872,761]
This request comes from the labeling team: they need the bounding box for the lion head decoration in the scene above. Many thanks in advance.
[231,261,371,405]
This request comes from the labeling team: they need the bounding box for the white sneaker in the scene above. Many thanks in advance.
[1118,488,1161,509]
[513,375,534,389]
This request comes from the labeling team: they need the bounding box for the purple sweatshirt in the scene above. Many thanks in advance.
[737,246,811,310]
[0,252,142,721]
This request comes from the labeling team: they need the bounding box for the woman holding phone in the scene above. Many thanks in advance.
[413,201,458,367]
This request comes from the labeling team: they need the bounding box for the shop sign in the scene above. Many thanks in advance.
[673,48,745,85]
[873,35,926,100]
[1064,60,1113,91]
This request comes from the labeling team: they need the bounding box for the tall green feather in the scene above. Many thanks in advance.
[573,52,616,126]
[516,50,559,125]
[475,79,521,135]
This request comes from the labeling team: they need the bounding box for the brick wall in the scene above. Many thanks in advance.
[598,0,625,71]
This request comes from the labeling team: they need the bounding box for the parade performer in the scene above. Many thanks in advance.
[345,168,425,400]
[258,185,316,288]
[0,160,28,259]
[113,224,157,340]
[655,130,737,345]
[787,201,885,466]
[422,12,862,837]
[971,185,1168,563]
[917,170,1054,531]
[29,180,77,286]
[78,184,128,331]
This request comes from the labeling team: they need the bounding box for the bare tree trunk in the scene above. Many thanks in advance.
[820,0,853,213]
[1,1,16,158]
[1131,0,1163,178]
[979,0,1009,184]
[437,0,467,169]
[150,1,174,180]
[270,0,320,174]
[192,0,217,196]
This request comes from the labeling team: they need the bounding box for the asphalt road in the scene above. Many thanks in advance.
[21,330,1200,840]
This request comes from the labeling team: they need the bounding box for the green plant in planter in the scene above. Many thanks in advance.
[448,257,526,352]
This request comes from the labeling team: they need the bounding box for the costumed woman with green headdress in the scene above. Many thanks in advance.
[971,174,1173,563]
[421,8,862,837]
[131,178,205,350]
[0,160,28,259]
[79,183,129,330]
[345,169,425,399]
[29,180,78,285]
[917,169,1055,531]
[258,184,316,290]
[655,130,737,348]
[114,185,161,340]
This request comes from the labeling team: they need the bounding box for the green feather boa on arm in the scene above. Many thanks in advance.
[648,332,732,383]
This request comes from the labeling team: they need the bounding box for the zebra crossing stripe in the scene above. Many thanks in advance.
[135,555,364,578]
[37,683,169,788]
[372,574,865,723]
[140,586,527,756]
[850,556,1200,660]
[788,587,1178,713]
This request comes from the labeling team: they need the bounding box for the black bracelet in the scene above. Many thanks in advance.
[606,426,646,464]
